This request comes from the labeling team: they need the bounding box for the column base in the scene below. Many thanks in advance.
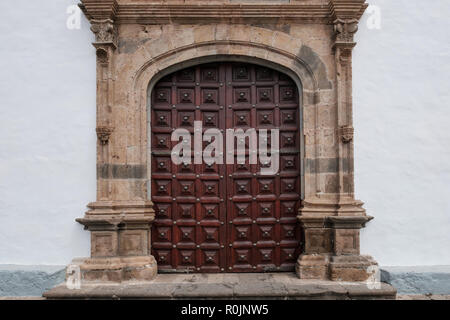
[68,200,158,283]
[68,256,157,283]
[296,254,378,282]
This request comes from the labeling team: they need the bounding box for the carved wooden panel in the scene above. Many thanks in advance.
[151,62,301,273]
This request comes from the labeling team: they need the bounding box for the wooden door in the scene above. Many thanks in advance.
[151,62,301,273]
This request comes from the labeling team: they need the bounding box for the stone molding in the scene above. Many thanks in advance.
[300,198,367,217]
[328,215,373,229]
[79,0,368,24]
[84,200,156,216]
[79,0,119,21]
[329,0,368,21]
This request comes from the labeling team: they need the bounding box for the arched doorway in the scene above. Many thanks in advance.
[150,62,302,273]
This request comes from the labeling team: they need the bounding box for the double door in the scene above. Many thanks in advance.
[151,62,301,272]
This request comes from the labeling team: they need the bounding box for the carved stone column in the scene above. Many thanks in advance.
[69,1,157,283]
[296,0,378,282]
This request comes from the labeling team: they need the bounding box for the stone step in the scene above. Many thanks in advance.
[44,272,396,300]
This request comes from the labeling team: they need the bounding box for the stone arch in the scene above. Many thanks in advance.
[130,41,329,199]
[134,40,329,96]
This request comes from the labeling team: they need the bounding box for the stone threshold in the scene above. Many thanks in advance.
[43,273,396,300]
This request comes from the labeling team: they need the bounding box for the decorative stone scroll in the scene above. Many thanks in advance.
[91,19,118,48]
[334,18,359,43]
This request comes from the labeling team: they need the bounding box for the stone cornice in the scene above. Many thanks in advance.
[79,0,368,25]
[80,0,119,21]
[329,0,368,21]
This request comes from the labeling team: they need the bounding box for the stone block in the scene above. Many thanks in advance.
[304,228,332,254]
[119,230,148,256]
[296,254,330,280]
[77,256,158,283]
[334,229,360,255]
[329,255,378,282]
[91,231,118,257]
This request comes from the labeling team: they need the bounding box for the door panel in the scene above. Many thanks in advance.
[151,62,301,273]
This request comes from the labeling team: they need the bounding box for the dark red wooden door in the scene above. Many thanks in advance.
[151,62,301,273]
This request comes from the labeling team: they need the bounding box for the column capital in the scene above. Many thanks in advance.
[80,1,119,49]
[334,18,359,43]
[90,19,118,49]
[329,0,368,59]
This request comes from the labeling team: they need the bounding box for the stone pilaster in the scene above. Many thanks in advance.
[296,0,377,282]
[91,18,117,201]
[68,1,157,283]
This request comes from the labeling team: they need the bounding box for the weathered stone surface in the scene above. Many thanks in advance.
[43,273,396,300]
[329,255,378,282]
[69,256,157,283]
[296,255,330,280]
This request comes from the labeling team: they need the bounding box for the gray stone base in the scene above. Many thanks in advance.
[381,266,450,295]
[43,273,396,300]
[0,265,65,297]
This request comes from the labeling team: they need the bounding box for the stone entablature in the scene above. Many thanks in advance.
[70,0,377,284]
[80,0,367,24]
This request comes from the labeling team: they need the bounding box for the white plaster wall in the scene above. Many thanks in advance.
[355,0,450,266]
[0,0,94,265]
[0,0,449,266]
